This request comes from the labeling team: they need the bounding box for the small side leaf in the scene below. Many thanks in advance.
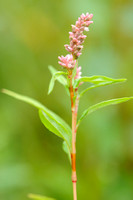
[2,89,72,158]
[48,65,68,94]
[76,76,126,97]
[48,66,67,86]
[28,193,55,200]
[48,71,67,94]
[77,97,133,127]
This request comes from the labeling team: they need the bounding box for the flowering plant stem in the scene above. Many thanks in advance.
[2,12,133,200]
[69,70,79,200]
[59,13,94,199]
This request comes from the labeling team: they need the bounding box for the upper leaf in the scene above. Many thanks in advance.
[2,89,72,157]
[48,66,68,94]
[77,96,133,127]
[28,193,55,200]
[74,75,126,97]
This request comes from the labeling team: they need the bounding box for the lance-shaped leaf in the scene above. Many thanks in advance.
[77,97,133,127]
[2,89,72,158]
[74,75,126,97]
[39,109,72,152]
[28,193,56,200]
[48,65,68,94]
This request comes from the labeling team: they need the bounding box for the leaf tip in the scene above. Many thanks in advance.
[114,78,127,83]
[28,193,33,199]
[121,78,127,82]
[1,88,6,93]
[1,88,9,95]
[1,89,16,98]
[48,65,54,72]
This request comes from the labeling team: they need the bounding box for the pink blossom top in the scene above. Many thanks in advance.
[64,12,93,59]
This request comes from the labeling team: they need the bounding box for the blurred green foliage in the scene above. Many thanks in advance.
[0,0,133,200]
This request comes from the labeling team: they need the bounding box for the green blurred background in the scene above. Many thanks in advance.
[0,0,133,199]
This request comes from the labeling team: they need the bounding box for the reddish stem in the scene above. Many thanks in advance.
[69,70,79,200]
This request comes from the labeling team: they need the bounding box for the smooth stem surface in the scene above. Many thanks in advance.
[69,70,79,200]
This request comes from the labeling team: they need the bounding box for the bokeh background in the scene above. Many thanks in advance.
[0,0,133,199]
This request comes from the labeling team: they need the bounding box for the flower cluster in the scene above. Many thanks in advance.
[58,54,76,69]
[58,12,93,79]
[64,13,93,59]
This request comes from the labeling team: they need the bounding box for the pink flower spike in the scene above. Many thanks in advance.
[64,12,93,59]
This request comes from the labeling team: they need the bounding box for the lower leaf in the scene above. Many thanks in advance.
[39,109,72,155]
[2,89,72,160]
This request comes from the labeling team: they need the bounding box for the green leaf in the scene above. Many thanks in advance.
[2,89,46,110]
[28,193,55,200]
[62,141,71,163]
[76,76,126,97]
[48,66,67,85]
[77,97,133,127]
[2,89,72,158]
[39,109,72,153]
[48,65,68,94]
